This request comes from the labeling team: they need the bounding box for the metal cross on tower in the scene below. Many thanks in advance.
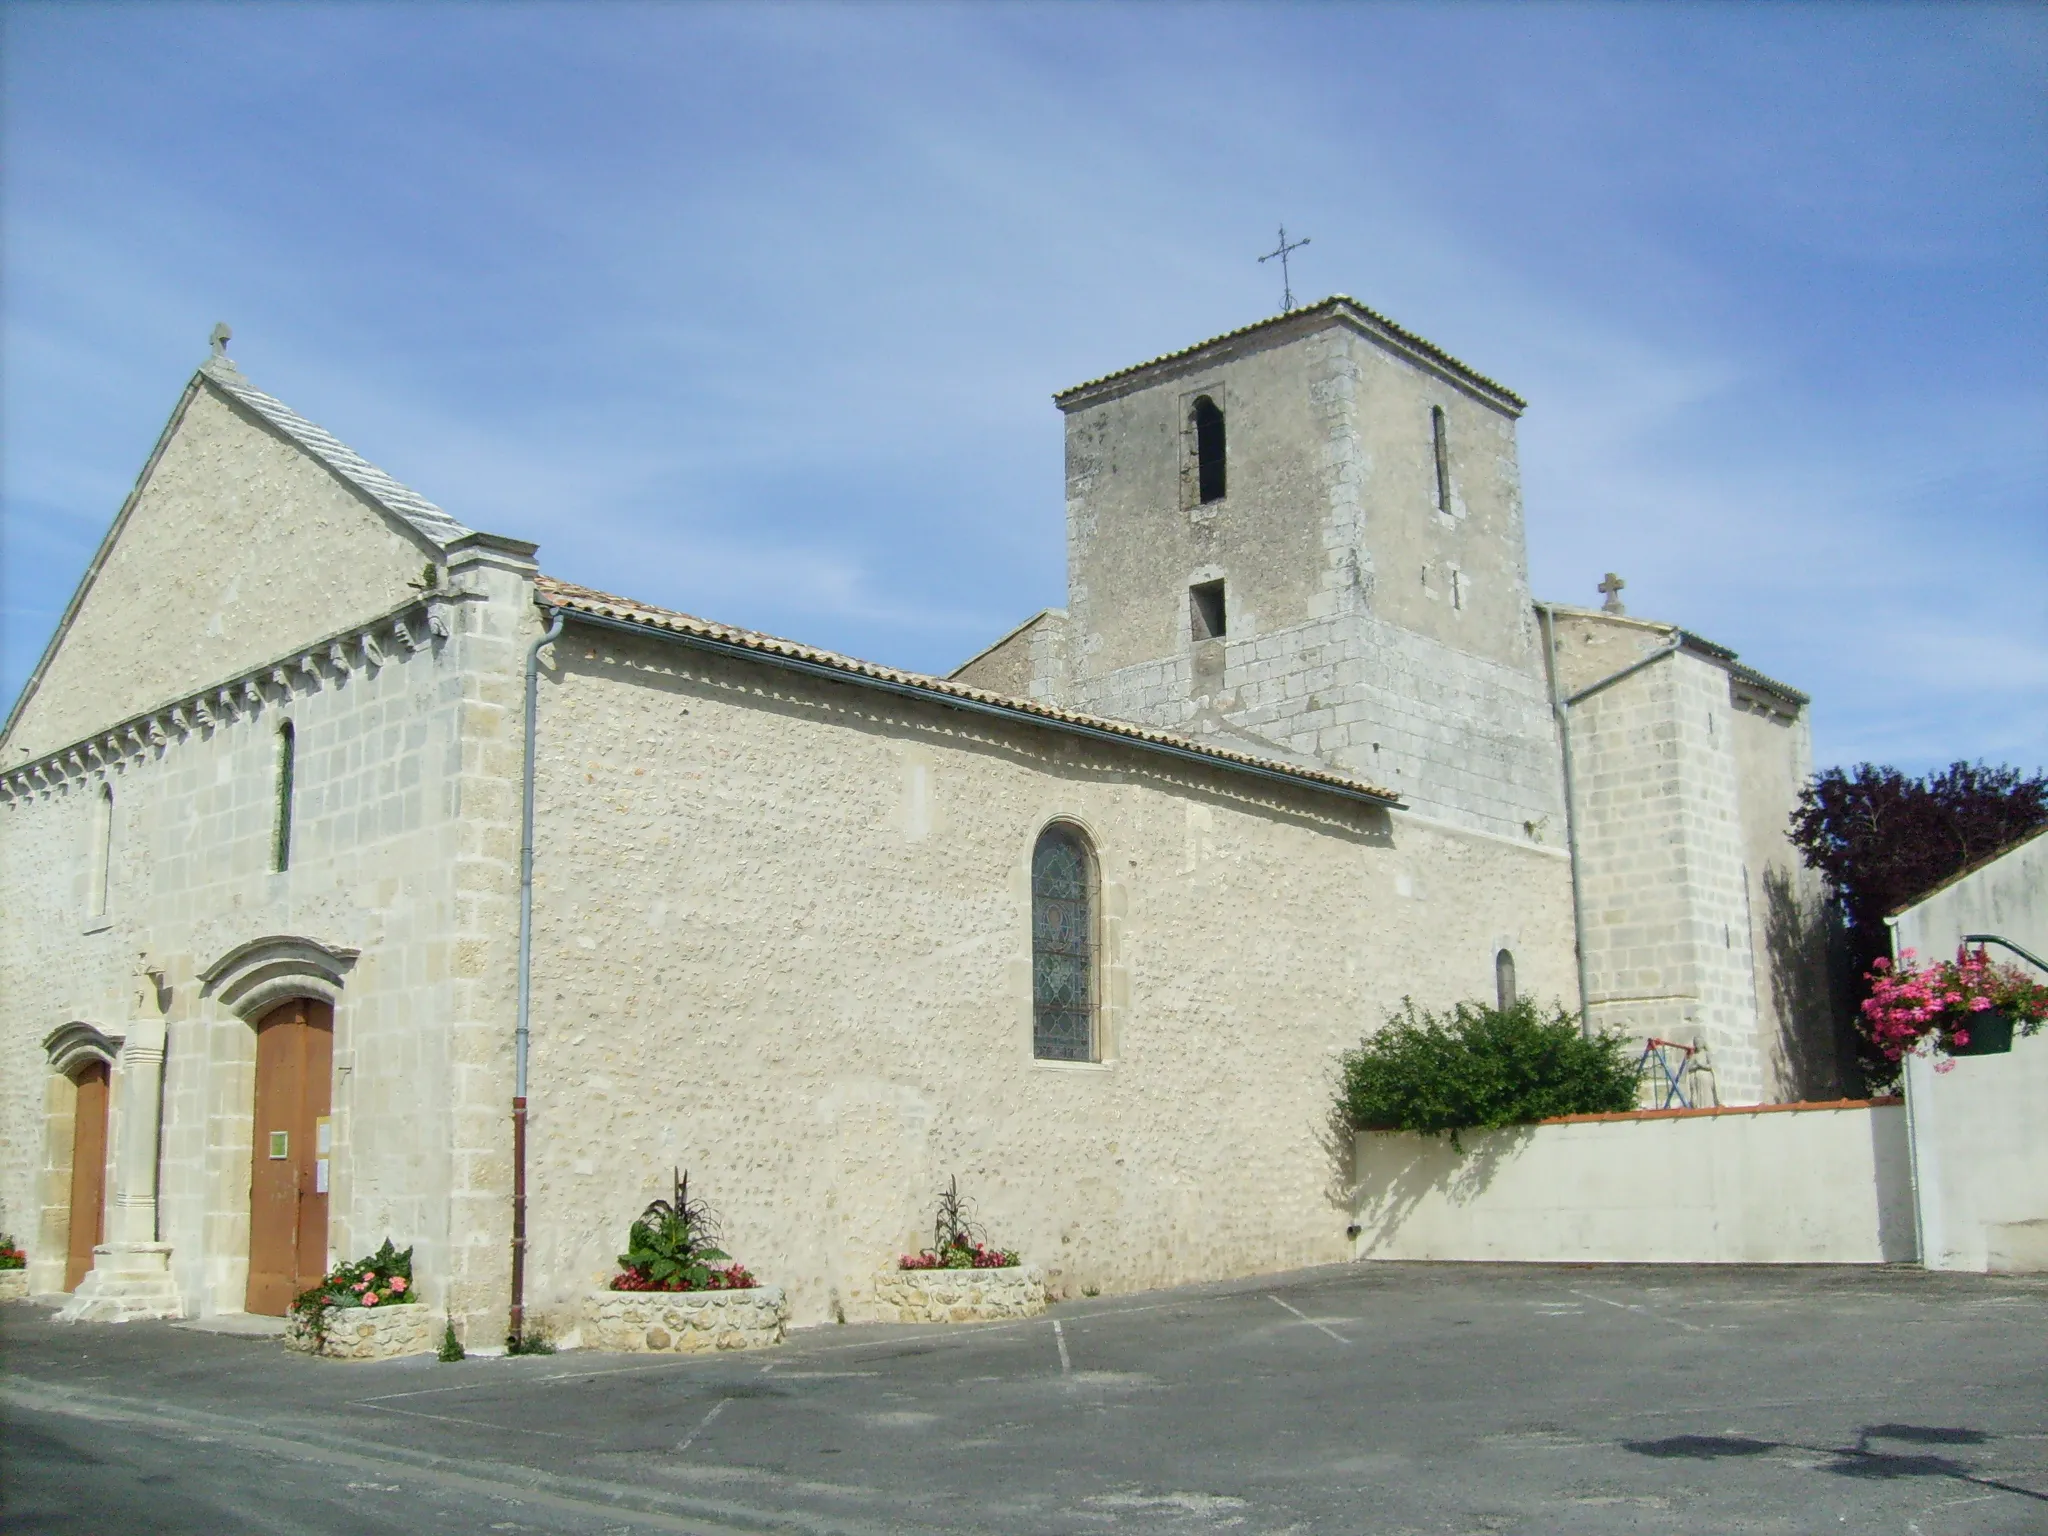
[1258,226,1311,313]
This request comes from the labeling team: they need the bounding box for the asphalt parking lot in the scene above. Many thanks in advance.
[3,1262,2045,1535]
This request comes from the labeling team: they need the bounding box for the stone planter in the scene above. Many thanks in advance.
[285,1302,434,1361]
[0,1269,27,1303]
[872,1265,1046,1324]
[583,1286,789,1353]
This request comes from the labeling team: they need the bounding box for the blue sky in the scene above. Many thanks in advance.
[4,2,2043,776]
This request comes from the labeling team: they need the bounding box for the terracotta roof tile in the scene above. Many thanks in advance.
[1053,296,1525,413]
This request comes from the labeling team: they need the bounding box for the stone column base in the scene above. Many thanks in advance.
[56,1243,184,1323]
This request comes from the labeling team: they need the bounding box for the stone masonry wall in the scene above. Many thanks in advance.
[1064,610,1564,844]
[5,383,436,763]
[1553,615,1766,1102]
[515,623,1577,1333]
[0,604,474,1311]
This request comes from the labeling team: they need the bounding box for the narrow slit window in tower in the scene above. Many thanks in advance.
[273,721,296,873]
[1431,405,1451,513]
[1495,948,1517,1012]
[1193,396,1226,504]
[1189,580,1227,642]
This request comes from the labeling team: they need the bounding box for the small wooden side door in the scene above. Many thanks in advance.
[65,1061,111,1291]
[246,999,333,1315]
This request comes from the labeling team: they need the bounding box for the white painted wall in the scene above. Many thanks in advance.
[1904,1034,2048,1273]
[1890,825,2048,1273]
[1352,1103,1916,1264]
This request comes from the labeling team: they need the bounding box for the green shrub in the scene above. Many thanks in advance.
[1340,998,1638,1145]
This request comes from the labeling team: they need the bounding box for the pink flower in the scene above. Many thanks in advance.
[1969,996,1993,1012]
[390,1277,407,1293]
[1934,1059,1957,1075]
[362,1292,379,1306]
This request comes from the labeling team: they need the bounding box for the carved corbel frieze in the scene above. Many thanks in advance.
[189,697,213,729]
[270,666,294,699]
[242,679,264,713]
[298,652,323,689]
[427,600,453,642]
[329,641,351,681]
[146,717,168,749]
[169,705,190,737]
[67,751,87,778]
[392,615,423,653]
[360,630,386,668]
[217,688,238,721]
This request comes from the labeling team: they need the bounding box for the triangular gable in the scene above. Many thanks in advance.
[3,358,475,762]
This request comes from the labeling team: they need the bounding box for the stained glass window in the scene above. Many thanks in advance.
[1032,823,1096,1061]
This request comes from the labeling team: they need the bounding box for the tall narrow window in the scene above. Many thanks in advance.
[89,784,113,919]
[1193,396,1226,504]
[273,721,296,873]
[1431,405,1451,513]
[1032,823,1097,1061]
[1189,579,1227,642]
[1495,948,1517,1012]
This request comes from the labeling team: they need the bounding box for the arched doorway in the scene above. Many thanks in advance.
[65,1061,111,1291]
[246,998,333,1315]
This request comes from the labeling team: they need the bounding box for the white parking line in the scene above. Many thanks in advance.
[673,1397,727,1453]
[1570,1289,1705,1334]
[1053,1320,1071,1375]
[1267,1294,1352,1346]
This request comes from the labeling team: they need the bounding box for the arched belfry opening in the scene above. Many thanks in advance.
[1193,396,1226,504]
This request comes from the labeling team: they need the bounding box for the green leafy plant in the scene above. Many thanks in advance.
[289,1238,417,1353]
[0,1234,25,1271]
[505,1327,555,1356]
[438,1320,464,1362]
[1340,998,1639,1147]
[609,1169,758,1292]
[899,1175,1019,1270]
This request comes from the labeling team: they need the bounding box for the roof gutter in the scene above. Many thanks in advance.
[540,603,1402,812]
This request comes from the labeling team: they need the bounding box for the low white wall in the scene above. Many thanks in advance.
[1906,1033,2048,1273]
[1353,1101,1916,1264]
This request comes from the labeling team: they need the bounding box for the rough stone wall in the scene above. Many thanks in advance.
[1040,316,1560,844]
[517,624,1577,1332]
[1065,612,1564,844]
[948,610,1067,702]
[4,382,438,763]
[1551,614,1767,1102]
[1729,690,1840,1098]
[0,542,530,1338]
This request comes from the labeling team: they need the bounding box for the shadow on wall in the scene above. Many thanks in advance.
[1765,867,1858,1099]
[1345,1125,1530,1257]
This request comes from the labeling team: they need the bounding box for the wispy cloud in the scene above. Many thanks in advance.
[3,2,2042,774]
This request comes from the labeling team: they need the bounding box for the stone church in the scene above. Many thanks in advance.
[0,299,1829,1339]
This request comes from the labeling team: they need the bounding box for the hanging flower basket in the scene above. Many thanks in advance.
[1948,1010,2016,1057]
[1863,948,2048,1068]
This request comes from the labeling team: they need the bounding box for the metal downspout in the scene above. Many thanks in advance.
[511,607,563,1346]
[1536,604,1595,1036]
[1536,604,1685,1038]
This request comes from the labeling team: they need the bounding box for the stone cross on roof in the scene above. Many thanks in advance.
[209,322,232,359]
[1598,572,1626,615]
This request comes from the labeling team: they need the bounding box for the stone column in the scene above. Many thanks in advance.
[57,1014,183,1323]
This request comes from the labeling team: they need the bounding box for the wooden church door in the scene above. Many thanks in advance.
[64,1061,111,1290]
[246,998,333,1315]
